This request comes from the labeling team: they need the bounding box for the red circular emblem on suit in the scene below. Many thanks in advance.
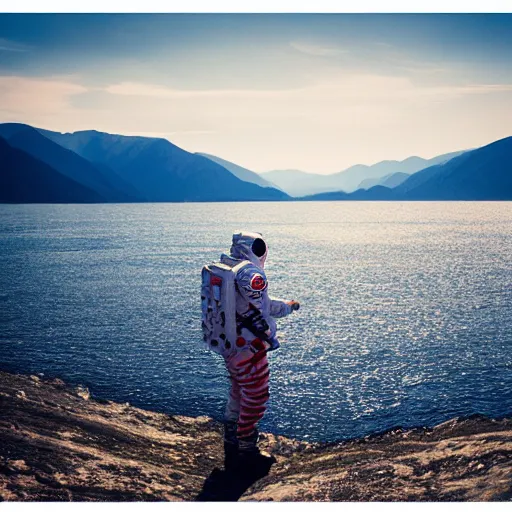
[250,274,267,291]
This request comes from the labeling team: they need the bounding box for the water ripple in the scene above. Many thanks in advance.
[0,202,511,441]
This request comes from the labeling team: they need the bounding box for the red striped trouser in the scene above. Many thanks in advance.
[224,337,270,440]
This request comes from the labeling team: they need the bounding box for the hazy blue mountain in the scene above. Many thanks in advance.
[0,123,141,202]
[345,151,466,191]
[197,152,281,190]
[339,158,425,192]
[262,151,466,197]
[259,169,330,197]
[380,172,410,188]
[299,189,352,201]
[300,186,393,201]
[301,136,512,201]
[359,171,410,190]
[423,150,470,167]
[39,129,156,171]
[0,136,104,203]
[357,177,380,190]
[40,129,288,202]
[394,136,512,200]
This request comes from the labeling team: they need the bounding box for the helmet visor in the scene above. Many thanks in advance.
[252,238,267,258]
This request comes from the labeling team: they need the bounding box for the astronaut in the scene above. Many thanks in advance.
[219,231,300,469]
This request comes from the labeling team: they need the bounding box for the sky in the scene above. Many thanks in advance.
[1,14,512,174]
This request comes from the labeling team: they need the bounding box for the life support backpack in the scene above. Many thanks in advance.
[201,260,250,356]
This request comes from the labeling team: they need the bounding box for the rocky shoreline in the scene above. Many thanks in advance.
[0,371,510,501]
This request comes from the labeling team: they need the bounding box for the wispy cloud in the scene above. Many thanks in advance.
[121,130,215,138]
[4,74,509,125]
[0,76,87,120]
[103,82,298,99]
[290,41,349,57]
[103,76,512,103]
[0,38,30,52]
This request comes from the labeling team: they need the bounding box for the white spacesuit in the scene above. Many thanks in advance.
[219,232,300,467]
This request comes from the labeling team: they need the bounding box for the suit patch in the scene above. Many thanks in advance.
[250,274,267,291]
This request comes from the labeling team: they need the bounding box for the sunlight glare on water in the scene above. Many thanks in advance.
[0,202,511,441]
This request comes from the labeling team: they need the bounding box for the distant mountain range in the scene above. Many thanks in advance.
[301,136,512,201]
[0,122,510,203]
[0,123,288,203]
[358,171,410,190]
[260,151,466,197]
[197,153,280,190]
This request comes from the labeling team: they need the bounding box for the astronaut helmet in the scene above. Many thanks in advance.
[230,231,268,268]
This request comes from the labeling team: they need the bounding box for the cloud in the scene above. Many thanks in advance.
[103,75,512,105]
[103,82,291,99]
[121,130,215,138]
[4,73,510,131]
[0,76,87,121]
[0,38,30,52]
[0,75,216,140]
[290,41,349,57]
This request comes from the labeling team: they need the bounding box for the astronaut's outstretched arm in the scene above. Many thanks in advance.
[236,264,300,325]
[269,297,293,318]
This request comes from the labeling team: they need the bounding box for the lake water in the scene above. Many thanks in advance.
[1,202,511,441]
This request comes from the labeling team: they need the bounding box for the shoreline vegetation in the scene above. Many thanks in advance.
[0,371,510,502]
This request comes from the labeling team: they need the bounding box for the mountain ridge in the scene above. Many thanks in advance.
[301,136,512,201]
[39,127,289,202]
[0,124,288,203]
[0,123,141,202]
[261,150,466,197]
[1,122,510,203]
[0,136,105,203]
[197,152,280,190]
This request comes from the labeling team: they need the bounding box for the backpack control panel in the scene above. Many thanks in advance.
[201,261,249,357]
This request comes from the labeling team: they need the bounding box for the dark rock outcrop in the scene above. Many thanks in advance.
[0,371,510,502]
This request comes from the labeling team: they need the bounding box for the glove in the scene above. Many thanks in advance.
[288,300,300,311]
